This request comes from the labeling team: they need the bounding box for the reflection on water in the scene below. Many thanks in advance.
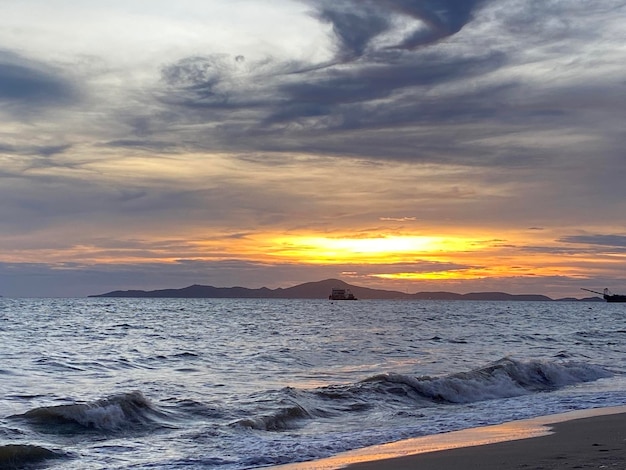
[0,298,625,469]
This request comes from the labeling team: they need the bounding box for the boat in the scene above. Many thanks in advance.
[581,288,626,303]
[329,288,357,300]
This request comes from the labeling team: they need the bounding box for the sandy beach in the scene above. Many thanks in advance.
[273,407,626,470]
[349,412,626,469]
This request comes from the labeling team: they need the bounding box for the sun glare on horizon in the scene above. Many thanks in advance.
[269,235,479,264]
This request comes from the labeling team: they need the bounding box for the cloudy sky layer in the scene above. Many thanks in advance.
[1,0,626,297]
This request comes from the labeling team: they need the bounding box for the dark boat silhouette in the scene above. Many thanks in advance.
[329,288,357,300]
[581,288,626,303]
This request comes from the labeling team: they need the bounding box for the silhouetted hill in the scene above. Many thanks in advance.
[89,278,583,301]
[458,292,552,301]
[557,296,604,302]
[280,279,415,300]
[91,284,278,299]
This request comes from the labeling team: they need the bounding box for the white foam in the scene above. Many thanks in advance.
[271,405,626,470]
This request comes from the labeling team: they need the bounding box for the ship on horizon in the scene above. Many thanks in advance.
[581,288,626,303]
[329,288,357,301]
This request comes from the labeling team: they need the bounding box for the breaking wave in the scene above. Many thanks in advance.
[0,444,64,468]
[11,391,168,434]
[361,357,612,404]
[233,358,612,433]
[235,404,312,431]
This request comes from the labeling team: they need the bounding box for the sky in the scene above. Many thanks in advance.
[1,0,626,298]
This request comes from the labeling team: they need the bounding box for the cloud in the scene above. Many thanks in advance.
[312,1,391,59]
[0,143,73,159]
[258,50,507,152]
[0,258,471,297]
[1,0,626,298]
[380,217,417,222]
[134,0,623,174]
[560,234,626,249]
[149,25,507,163]
[0,50,78,113]
[310,0,488,57]
[3,0,624,169]
[378,0,488,49]
[2,257,617,298]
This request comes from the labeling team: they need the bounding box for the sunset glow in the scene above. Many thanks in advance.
[269,235,478,263]
[1,0,625,298]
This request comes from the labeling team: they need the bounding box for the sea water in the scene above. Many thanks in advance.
[1,298,625,469]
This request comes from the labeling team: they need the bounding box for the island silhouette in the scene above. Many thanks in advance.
[89,279,600,301]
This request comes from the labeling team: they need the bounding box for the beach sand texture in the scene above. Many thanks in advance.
[349,414,626,470]
[349,412,626,470]
[274,408,626,470]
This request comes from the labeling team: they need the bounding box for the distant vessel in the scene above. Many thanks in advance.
[581,288,626,303]
[329,288,357,300]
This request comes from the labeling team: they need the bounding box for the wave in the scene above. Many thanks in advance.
[165,398,227,420]
[235,404,312,431]
[33,357,85,372]
[233,388,335,432]
[10,391,169,434]
[235,358,612,433]
[0,444,64,469]
[361,357,612,404]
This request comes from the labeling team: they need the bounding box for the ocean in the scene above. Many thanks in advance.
[1,298,625,469]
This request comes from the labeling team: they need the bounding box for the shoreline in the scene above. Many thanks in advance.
[272,406,626,470]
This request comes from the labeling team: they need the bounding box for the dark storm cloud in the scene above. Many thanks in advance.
[151,0,505,161]
[93,0,624,178]
[311,0,487,56]
[0,50,77,111]
[156,0,613,167]
[264,50,506,127]
[159,3,489,86]
[312,1,391,59]
[380,0,488,49]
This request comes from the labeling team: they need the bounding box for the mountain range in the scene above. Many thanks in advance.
[89,279,600,301]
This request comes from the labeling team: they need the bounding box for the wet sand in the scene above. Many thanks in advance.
[348,411,626,470]
[273,406,626,470]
